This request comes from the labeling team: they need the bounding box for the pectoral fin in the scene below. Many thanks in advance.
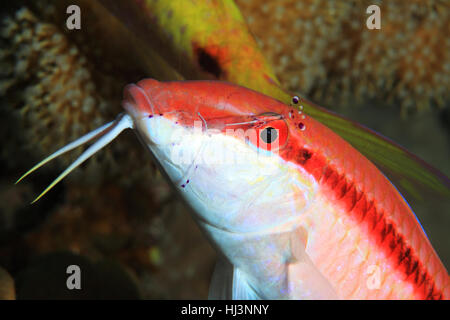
[231,266,261,300]
[286,227,339,299]
[208,256,233,299]
[208,256,262,300]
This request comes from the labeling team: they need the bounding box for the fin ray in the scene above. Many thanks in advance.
[232,267,261,300]
[208,256,234,300]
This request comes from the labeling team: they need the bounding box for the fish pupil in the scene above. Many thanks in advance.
[261,127,278,144]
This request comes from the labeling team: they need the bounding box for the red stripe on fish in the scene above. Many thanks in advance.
[284,143,444,299]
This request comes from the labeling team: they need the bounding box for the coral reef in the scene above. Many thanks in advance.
[235,0,450,114]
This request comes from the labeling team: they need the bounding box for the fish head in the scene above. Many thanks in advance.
[123,79,318,234]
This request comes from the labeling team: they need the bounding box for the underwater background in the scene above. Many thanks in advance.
[0,0,448,299]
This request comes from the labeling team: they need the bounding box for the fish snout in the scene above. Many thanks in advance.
[122,83,157,119]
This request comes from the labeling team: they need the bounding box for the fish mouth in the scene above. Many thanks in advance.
[122,83,158,120]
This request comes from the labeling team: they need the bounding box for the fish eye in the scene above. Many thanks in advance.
[260,126,278,144]
[244,113,288,152]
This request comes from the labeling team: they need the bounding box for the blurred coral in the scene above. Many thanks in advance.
[235,0,450,114]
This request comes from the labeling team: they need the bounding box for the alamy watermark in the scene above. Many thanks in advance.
[65,4,381,33]
[366,265,381,290]
[366,5,381,30]
[66,264,81,290]
[66,5,81,30]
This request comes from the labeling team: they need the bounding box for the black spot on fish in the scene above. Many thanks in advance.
[298,149,312,165]
[195,46,222,78]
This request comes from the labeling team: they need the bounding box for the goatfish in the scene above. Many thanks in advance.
[17,79,449,299]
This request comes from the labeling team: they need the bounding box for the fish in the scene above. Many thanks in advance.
[17,79,449,299]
